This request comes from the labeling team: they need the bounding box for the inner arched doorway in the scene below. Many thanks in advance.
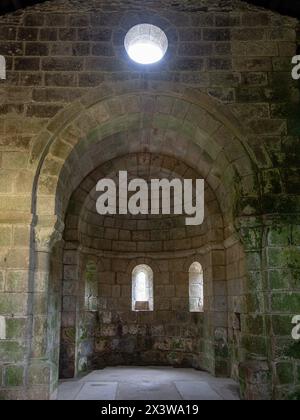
[31,82,257,398]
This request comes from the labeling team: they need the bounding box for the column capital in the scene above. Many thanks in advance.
[236,214,300,230]
[34,215,65,252]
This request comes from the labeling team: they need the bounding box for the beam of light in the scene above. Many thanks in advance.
[136,271,148,301]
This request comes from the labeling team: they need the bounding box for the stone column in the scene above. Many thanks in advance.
[26,216,64,400]
[59,242,81,379]
[264,217,300,400]
[0,212,33,400]
[237,216,272,400]
[237,216,300,400]
[211,247,228,377]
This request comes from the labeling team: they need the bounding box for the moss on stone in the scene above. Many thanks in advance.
[292,225,300,245]
[276,362,294,385]
[5,366,24,387]
[268,226,291,247]
[290,270,300,288]
[269,270,290,290]
[288,391,300,401]
[241,227,263,251]
[272,315,295,336]
[6,318,27,340]
[0,341,25,363]
[244,315,264,335]
[286,342,300,359]
[268,248,286,268]
[284,248,300,269]
[271,293,300,313]
[242,335,268,357]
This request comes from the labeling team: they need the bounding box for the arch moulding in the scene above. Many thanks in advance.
[30,80,259,250]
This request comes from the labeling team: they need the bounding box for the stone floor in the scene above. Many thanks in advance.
[57,366,240,400]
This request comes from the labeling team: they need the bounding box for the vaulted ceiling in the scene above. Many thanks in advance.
[0,0,300,18]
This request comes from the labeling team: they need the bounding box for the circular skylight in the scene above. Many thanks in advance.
[124,24,168,65]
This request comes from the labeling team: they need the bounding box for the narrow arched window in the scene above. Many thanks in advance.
[132,265,153,311]
[189,262,204,312]
[84,260,98,311]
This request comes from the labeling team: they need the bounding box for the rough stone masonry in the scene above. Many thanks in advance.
[0,0,299,400]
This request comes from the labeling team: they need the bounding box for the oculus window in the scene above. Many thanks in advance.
[124,24,168,65]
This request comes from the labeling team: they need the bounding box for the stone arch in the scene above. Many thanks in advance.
[63,151,224,253]
[183,254,208,272]
[126,257,161,276]
[30,81,259,238]
[29,81,259,390]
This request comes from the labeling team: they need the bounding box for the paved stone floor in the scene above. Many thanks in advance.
[57,367,240,400]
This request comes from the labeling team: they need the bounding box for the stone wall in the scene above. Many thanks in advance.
[266,223,300,400]
[79,255,205,371]
[62,249,228,379]
[0,0,299,400]
[57,147,229,380]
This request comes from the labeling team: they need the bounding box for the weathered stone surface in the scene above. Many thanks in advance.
[0,0,299,402]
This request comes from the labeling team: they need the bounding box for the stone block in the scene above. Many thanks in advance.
[18,28,38,41]
[179,43,213,56]
[292,226,300,246]
[0,293,28,315]
[40,28,58,41]
[24,13,44,26]
[207,58,232,70]
[171,58,204,72]
[121,286,130,297]
[42,57,84,71]
[25,42,49,56]
[245,41,278,56]
[62,296,76,312]
[45,73,77,87]
[203,29,230,41]
[276,362,294,385]
[0,341,25,363]
[63,265,77,281]
[0,271,4,292]
[271,315,295,336]
[268,269,290,290]
[100,272,115,284]
[271,293,300,313]
[44,13,66,26]
[215,13,240,27]
[267,248,286,268]
[112,285,121,298]
[6,317,27,339]
[13,226,30,247]
[6,271,29,292]
[28,362,51,386]
[59,28,77,41]
[0,226,12,247]
[241,12,270,26]
[14,57,40,71]
[2,152,27,170]
[239,360,271,400]
[5,365,24,386]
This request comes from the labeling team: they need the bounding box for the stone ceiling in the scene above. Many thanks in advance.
[0,0,300,18]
